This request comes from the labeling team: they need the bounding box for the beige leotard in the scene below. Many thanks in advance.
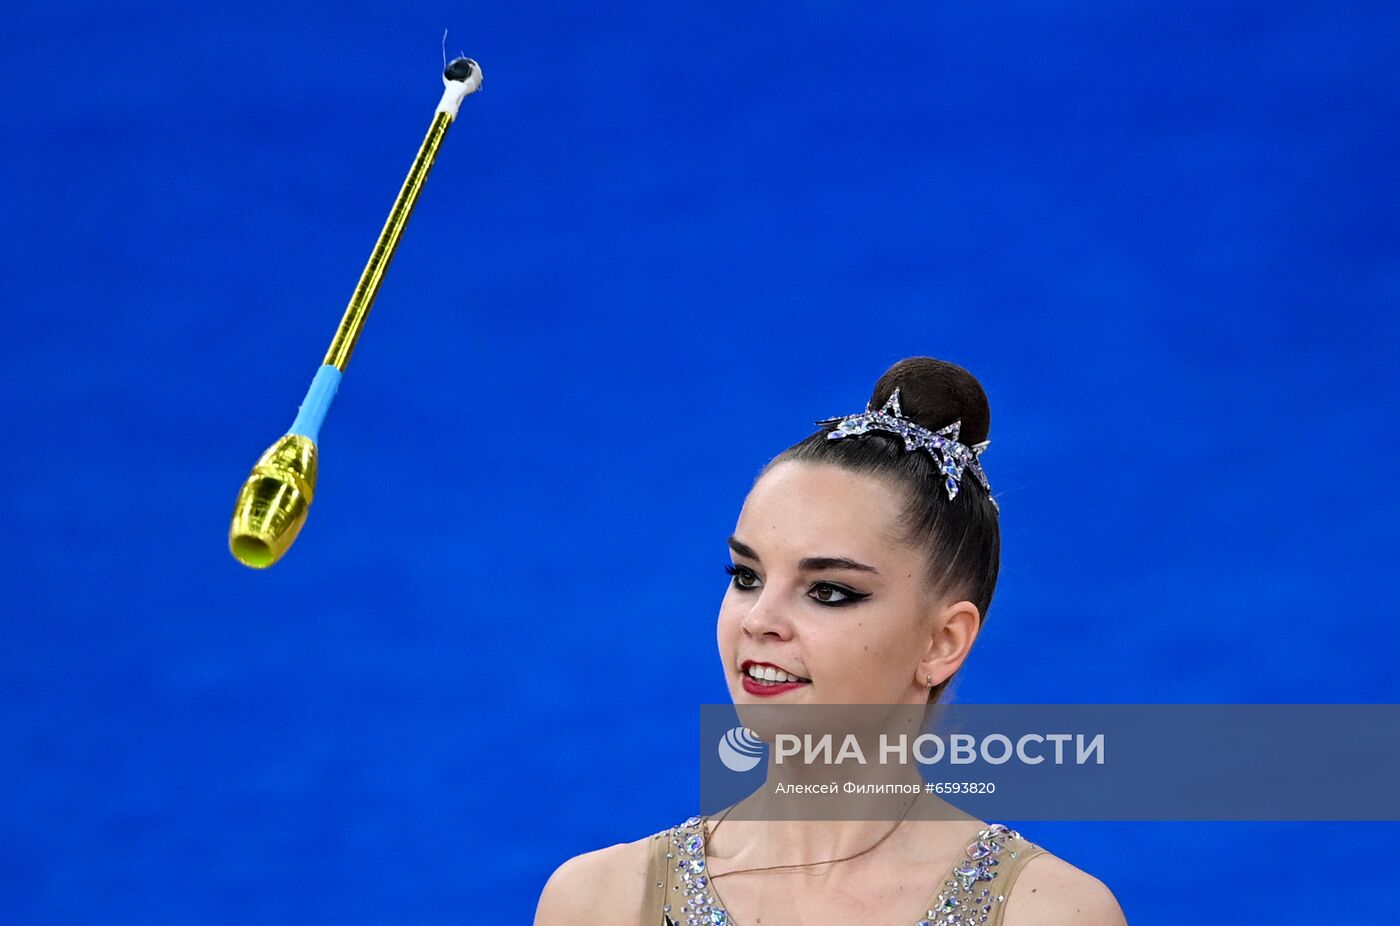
[640,815,1044,926]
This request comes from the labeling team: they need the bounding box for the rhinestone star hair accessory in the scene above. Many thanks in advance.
[815,387,997,510]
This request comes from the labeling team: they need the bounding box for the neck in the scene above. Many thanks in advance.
[707,742,932,871]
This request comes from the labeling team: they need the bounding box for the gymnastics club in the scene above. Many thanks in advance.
[228,56,483,569]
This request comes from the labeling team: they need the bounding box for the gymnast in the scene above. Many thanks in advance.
[534,357,1126,926]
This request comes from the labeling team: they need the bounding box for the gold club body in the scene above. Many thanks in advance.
[229,57,482,568]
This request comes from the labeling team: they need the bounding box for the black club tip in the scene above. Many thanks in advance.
[444,57,475,82]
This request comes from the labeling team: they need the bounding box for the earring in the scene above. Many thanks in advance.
[925,674,934,687]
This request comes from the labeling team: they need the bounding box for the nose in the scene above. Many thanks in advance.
[739,587,793,640]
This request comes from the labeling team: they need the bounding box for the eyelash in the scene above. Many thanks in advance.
[723,564,870,607]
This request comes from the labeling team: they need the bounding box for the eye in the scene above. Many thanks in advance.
[724,563,760,590]
[809,582,869,607]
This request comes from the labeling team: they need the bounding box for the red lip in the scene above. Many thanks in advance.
[739,659,810,697]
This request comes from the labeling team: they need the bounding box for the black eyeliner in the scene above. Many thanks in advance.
[723,563,870,608]
[810,582,870,607]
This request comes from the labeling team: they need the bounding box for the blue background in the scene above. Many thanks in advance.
[3,1,1397,921]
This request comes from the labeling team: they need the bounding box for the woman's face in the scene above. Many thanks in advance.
[717,460,979,706]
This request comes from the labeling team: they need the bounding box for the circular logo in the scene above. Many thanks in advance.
[718,726,766,772]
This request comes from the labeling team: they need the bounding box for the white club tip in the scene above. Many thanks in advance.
[437,57,483,119]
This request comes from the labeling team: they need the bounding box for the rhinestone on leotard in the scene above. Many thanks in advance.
[660,816,1029,926]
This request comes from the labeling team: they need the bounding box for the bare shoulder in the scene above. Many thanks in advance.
[533,831,657,926]
[1003,850,1127,926]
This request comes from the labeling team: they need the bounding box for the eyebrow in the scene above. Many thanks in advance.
[727,536,881,575]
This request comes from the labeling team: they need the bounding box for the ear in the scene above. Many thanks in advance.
[917,598,982,687]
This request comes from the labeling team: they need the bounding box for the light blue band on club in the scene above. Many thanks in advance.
[288,364,343,442]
